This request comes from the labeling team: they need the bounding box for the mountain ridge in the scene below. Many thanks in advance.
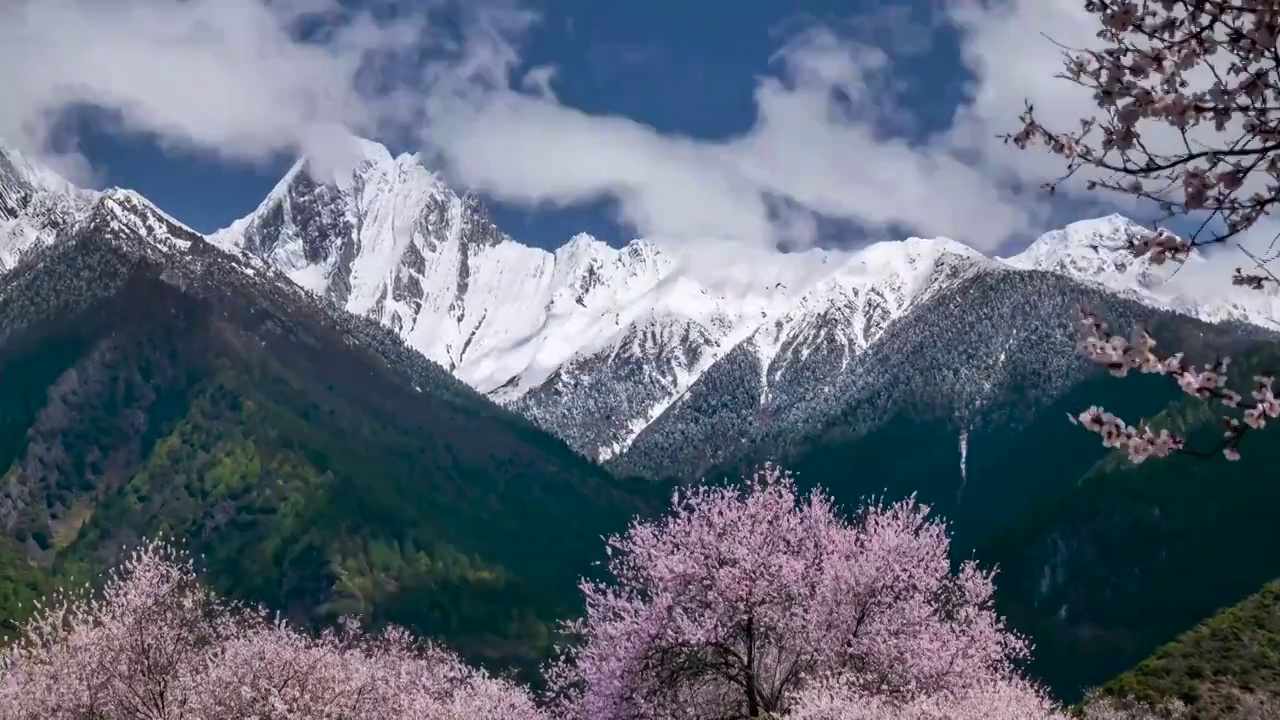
[200,140,1280,463]
[0,142,97,270]
[8,137,1280,464]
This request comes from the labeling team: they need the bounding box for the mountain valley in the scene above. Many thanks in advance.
[4,135,1280,709]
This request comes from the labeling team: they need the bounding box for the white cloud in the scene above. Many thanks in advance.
[0,0,424,184]
[943,0,1103,185]
[410,0,1280,256]
[417,15,1045,253]
[7,0,1259,257]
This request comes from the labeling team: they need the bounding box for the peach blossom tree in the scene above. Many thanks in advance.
[1067,307,1278,462]
[544,465,1059,720]
[0,539,547,720]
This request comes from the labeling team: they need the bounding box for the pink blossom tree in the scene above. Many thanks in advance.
[0,538,547,720]
[1007,1,1280,460]
[194,617,549,720]
[0,539,230,719]
[545,465,1056,720]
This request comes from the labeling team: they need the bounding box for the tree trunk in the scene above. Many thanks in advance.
[745,616,760,718]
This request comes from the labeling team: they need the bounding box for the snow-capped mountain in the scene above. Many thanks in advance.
[8,136,1278,465]
[0,141,225,271]
[209,141,1001,460]
[507,238,984,461]
[0,143,97,270]
[1002,212,1280,328]
[207,139,1280,462]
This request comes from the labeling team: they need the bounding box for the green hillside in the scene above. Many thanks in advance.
[757,366,1180,552]
[0,537,53,640]
[0,231,657,678]
[1095,579,1280,719]
[982,338,1280,702]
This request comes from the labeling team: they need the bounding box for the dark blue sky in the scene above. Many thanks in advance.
[63,0,975,250]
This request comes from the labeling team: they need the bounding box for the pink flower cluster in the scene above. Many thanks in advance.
[788,674,1064,720]
[1069,309,1278,461]
[0,540,546,720]
[1127,228,1192,265]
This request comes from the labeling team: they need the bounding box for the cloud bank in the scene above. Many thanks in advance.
[417,12,1045,253]
[0,0,425,183]
[7,0,1261,256]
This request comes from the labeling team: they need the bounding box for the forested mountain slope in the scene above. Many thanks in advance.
[0,191,655,677]
[980,338,1280,703]
[626,265,1274,549]
[1095,578,1280,719]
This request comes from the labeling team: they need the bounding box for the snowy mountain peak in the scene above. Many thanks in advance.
[0,144,98,270]
[220,137,441,244]
[1003,213,1280,330]
[88,187,200,251]
[349,135,396,167]
[212,139,460,306]
[0,142,204,265]
[846,235,985,277]
[1001,213,1187,306]
[1003,213,1150,279]
[1067,212,1141,235]
[556,232,610,264]
[276,136,401,190]
[739,236,986,403]
[0,143,84,197]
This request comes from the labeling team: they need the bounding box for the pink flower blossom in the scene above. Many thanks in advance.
[1068,308,1272,462]
[0,539,546,720]
[1008,0,1280,289]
